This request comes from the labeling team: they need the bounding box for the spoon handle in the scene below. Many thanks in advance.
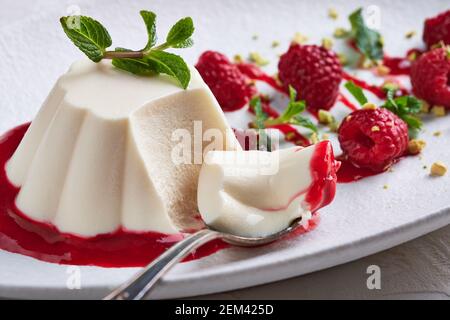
[104,229,221,300]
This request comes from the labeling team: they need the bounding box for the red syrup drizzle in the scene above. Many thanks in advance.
[237,63,285,94]
[0,123,318,267]
[337,93,359,111]
[381,48,424,76]
[335,155,381,183]
[342,72,386,99]
[0,124,228,267]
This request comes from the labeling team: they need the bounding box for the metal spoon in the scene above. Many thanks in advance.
[104,217,303,300]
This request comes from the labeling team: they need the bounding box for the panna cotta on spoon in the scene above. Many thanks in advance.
[198,141,339,238]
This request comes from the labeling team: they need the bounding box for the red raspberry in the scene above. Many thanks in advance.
[195,51,256,112]
[278,44,342,112]
[338,108,408,171]
[410,47,450,108]
[423,10,450,48]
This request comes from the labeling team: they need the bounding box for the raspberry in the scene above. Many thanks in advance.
[410,47,450,108]
[278,44,342,112]
[338,108,409,171]
[195,51,256,112]
[423,10,450,48]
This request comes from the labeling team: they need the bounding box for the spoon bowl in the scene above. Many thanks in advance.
[104,216,305,300]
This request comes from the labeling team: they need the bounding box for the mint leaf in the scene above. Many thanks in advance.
[146,51,190,89]
[60,16,112,62]
[250,96,268,129]
[402,114,422,130]
[140,11,157,50]
[282,101,306,120]
[345,81,368,105]
[173,38,194,48]
[166,17,194,47]
[252,86,317,133]
[382,89,423,133]
[280,88,306,121]
[349,8,383,62]
[249,97,272,151]
[111,48,155,75]
[291,115,318,133]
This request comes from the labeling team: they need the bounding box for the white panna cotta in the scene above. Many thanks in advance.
[197,141,339,238]
[6,60,239,237]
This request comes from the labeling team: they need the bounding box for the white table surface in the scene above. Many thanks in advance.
[0,0,448,300]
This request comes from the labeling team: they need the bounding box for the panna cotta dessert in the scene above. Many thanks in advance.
[198,141,339,237]
[0,10,342,267]
[6,59,239,237]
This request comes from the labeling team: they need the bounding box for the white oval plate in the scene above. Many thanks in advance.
[0,0,449,299]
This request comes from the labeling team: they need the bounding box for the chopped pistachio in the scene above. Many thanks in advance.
[431,105,446,117]
[382,81,400,92]
[408,139,426,154]
[322,37,333,50]
[292,32,308,44]
[376,64,391,76]
[337,53,348,66]
[248,52,269,67]
[431,40,445,50]
[328,121,339,132]
[420,100,430,113]
[271,40,280,48]
[360,57,376,69]
[310,132,319,144]
[430,161,447,176]
[433,131,442,137]
[383,184,389,190]
[318,109,334,125]
[363,102,377,110]
[405,30,416,39]
[328,8,339,20]
[233,54,243,63]
[407,51,418,61]
[371,125,380,132]
[285,132,296,140]
[333,27,349,38]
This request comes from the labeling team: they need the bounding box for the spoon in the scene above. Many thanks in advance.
[104,217,303,300]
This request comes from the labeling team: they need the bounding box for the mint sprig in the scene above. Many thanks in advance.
[383,89,423,137]
[344,81,368,105]
[348,8,384,62]
[60,10,194,89]
[249,96,272,151]
[250,86,318,133]
[344,81,423,137]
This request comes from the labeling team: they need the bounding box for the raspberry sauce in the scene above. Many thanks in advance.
[0,124,227,267]
[342,72,386,99]
[335,155,380,183]
[337,93,359,111]
[237,63,285,93]
[381,49,423,76]
[0,123,317,267]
